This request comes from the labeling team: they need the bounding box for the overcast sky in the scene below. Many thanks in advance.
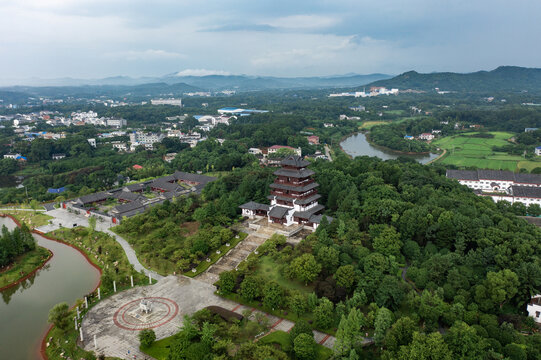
[1,0,540,80]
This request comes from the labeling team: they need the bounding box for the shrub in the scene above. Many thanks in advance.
[139,329,156,348]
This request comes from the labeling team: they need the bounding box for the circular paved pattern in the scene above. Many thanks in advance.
[113,297,179,331]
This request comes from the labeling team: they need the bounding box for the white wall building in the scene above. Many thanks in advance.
[447,169,541,206]
[151,98,182,107]
[527,295,541,323]
[106,118,127,128]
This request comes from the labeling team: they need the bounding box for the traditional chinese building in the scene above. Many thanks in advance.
[240,155,330,230]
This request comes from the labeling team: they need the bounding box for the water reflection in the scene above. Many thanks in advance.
[0,217,100,359]
[340,133,439,164]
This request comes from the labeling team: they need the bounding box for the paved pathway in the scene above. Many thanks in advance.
[37,208,163,280]
[0,208,45,211]
[196,226,273,284]
[325,144,333,162]
[81,276,339,359]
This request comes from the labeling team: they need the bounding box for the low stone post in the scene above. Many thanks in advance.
[113,280,116,293]
[76,307,80,319]
[130,275,134,287]
[84,296,88,309]
[74,318,78,331]
[149,273,152,284]
[80,327,84,342]
[94,334,97,349]
[97,287,101,300]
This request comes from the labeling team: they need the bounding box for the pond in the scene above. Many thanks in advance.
[0,217,100,360]
[340,132,439,164]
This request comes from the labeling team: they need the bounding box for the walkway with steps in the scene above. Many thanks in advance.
[196,227,272,284]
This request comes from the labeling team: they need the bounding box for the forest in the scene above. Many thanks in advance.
[0,223,36,268]
[210,154,541,359]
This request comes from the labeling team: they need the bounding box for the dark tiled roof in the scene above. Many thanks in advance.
[239,201,270,211]
[293,204,325,219]
[446,170,478,181]
[309,214,333,224]
[515,173,541,185]
[273,168,315,178]
[447,169,541,184]
[111,200,145,215]
[114,191,143,202]
[151,179,182,192]
[77,191,111,204]
[173,171,216,185]
[280,155,310,168]
[510,186,541,199]
[268,206,290,219]
[269,182,319,192]
[478,170,515,181]
[294,194,321,205]
[123,183,146,192]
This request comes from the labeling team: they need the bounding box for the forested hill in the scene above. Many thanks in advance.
[364,66,541,92]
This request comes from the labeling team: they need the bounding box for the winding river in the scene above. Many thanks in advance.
[0,217,100,360]
[340,133,439,164]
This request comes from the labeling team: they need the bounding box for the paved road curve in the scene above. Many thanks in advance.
[38,208,163,280]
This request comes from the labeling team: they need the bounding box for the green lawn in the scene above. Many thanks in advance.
[258,330,332,360]
[141,335,175,360]
[255,256,314,295]
[359,121,390,130]
[0,247,50,288]
[432,131,541,171]
[2,210,53,228]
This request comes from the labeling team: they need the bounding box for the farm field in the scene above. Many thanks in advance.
[433,131,541,171]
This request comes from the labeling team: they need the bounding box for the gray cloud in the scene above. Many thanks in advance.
[0,0,540,79]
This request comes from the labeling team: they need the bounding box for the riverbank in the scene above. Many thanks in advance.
[0,246,52,291]
[363,131,433,155]
[340,132,440,165]
[41,226,154,360]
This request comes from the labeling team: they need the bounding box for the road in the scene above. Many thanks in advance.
[324,144,333,162]
[37,208,163,280]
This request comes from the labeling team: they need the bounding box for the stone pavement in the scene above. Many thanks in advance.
[80,275,339,359]
[81,276,237,359]
[196,228,272,284]
[37,208,163,280]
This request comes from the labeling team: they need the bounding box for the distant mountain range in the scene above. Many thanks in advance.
[364,66,541,92]
[0,73,392,92]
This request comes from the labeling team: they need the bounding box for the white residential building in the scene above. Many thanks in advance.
[3,153,21,159]
[106,118,127,128]
[527,295,541,324]
[151,98,182,106]
[87,138,96,148]
[129,131,165,150]
[419,133,435,141]
[535,146,541,156]
[249,148,263,155]
[111,142,128,152]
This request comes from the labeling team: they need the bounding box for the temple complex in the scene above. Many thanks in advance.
[240,155,330,230]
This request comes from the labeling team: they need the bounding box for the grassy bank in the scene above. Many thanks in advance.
[0,246,51,289]
[2,210,53,228]
[44,227,152,360]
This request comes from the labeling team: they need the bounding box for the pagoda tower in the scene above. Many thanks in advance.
[267,155,324,225]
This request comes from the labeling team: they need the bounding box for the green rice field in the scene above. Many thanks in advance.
[432,131,541,171]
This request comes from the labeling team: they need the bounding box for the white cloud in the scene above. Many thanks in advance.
[262,14,340,30]
[175,69,232,76]
[104,49,186,61]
